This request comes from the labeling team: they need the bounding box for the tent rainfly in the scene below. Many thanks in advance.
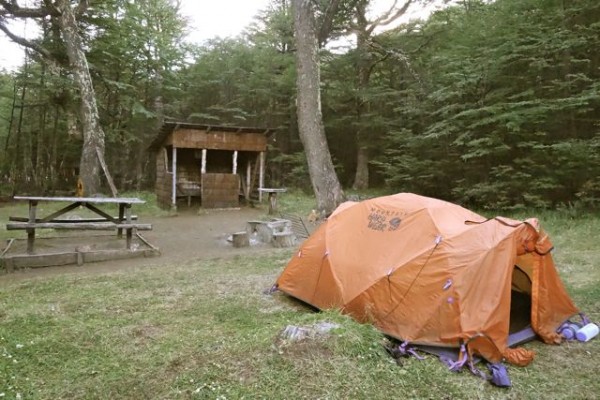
[275,193,584,371]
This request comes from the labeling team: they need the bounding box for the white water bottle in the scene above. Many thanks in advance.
[575,323,599,342]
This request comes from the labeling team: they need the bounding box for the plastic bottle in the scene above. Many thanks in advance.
[575,323,599,342]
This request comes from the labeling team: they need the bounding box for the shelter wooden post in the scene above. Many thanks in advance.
[245,161,251,200]
[201,149,207,174]
[259,152,265,202]
[171,147,177,208]
[232,150,238,174]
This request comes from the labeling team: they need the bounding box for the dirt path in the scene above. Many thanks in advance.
[1,207,285,282]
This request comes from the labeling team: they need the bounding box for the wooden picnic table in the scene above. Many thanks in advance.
[7,196,151,254]
[259,188,287,215]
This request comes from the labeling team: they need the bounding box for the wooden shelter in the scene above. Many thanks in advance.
[150,122,270,209]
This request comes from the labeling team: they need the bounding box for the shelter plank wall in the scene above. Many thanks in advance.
[173,129,267,152]
[176,150,201,183]
[155,149,172,208]
[201,173,240,208]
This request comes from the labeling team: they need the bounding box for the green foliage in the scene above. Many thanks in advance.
[179,5,296,130]
[0,0,188,194]
[374,0,600,209]
[86,0,188,190]
[268,149,311,189]
[1,0,598,208]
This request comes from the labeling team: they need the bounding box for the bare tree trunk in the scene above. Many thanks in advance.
[36,61,48,190]
[353,145,369,190]
[352,19,372,191]
[293,0,344,214]
[4,80,17,153]
[56,0,106,196]
[49,104,60,189]
[12,67,28,192]
[350,0,416,190]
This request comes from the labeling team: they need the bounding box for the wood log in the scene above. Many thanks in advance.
[3,248,159,270]
[5,252,78,268]
[256,223,273,243]
[9,215,138,223]
[268,219,292,232]
[246,220,263,236]
[232,231,250,248]
[272,231,295,248]
[7,222,152,231]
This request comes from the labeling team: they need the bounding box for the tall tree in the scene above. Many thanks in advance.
[0,0,114,196]
[293,0,345,214]
[349,0,415,190]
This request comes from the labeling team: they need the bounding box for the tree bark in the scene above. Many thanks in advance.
[350,0,416,190]
[56,0,106,196]
[353,144,370,190]
[293,0,344,214]
[352,7,372,190]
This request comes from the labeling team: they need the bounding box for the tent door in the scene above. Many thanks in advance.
[509,265,532,334]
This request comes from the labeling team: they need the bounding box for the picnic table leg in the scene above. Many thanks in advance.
[268,192,277,215]
[27,201,38,254]
[124,204,133,249]
[117,204,125,238]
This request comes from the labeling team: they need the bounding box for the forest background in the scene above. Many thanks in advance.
[0,0,598,210]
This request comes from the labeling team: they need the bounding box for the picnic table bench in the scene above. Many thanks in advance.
[7,196,151,254]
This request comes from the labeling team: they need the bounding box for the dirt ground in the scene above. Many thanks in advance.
[0,206,287,281]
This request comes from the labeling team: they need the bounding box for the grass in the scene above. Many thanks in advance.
[0,192,599,399]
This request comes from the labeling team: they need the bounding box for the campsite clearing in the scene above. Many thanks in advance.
[0,195,598,399]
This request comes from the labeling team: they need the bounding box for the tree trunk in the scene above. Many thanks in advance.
[12,70,28,192]
[293,0,344,214]
[352,5,372,191]
[353,145,370,190]
[57,0,105,196]
[37,61,48,190]
[350,0,415,190]
[49,105,60,189]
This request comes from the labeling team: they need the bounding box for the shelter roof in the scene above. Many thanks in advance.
[148,120,273,150]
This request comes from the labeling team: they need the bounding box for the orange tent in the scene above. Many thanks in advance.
[276,193,579,366]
